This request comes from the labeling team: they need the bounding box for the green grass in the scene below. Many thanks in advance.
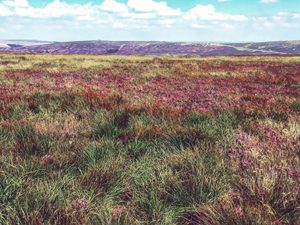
[0,98,238,224]
[0,54,299,224]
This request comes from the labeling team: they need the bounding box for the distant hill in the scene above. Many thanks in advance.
[1,40,300,56]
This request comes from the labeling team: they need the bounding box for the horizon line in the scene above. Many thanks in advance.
[1,39,300,44]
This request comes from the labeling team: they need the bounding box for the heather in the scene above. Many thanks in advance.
[0,54,299,225]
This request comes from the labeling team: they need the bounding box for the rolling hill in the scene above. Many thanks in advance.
[1,40,300,56]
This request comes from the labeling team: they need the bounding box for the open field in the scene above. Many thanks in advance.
[0,53,299,224]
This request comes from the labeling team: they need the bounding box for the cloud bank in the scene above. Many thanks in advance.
[0,0,299,42]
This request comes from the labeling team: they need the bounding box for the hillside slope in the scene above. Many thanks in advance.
[1,40,300,56]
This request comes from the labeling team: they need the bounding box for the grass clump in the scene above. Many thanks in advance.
[81,139,121,167]
[290,100,300,111]
[184,112,237,146]
[91,110,122,139]
[14,122,40,156]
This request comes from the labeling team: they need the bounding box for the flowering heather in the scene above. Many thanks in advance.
[0,54,299,224]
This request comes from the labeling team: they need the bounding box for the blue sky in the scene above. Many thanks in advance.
[0,0,299,42]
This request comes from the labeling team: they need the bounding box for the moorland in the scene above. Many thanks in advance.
[1,40,300,55]
[0,54,299,224]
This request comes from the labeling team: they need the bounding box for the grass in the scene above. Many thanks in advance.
[0,53,299,224]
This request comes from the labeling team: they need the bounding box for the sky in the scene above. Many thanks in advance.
[0,0,299,42]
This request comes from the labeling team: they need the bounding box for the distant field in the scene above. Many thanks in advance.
[0,54,299,224]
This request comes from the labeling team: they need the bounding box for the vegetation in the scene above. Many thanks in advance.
[0,53,299,224]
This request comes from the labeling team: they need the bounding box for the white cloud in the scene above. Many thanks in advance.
[252,17,273,28]
[122,12,156,19]
[0,0,247,24]
[293,13,300,19]
[100,0,128,13]
[2,0,299,42]
[184,4,247,21]
[251,12,300,29]
[191,23,211,29]
[260,0,277,3]
[2,0,29,8]
[157,19,176,26]
[0,3,12,16]
[112,21,127,28]
[0,0,181,19]
[127,0,181,16]
[1,0,98,18]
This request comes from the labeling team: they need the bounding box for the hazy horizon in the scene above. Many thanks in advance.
[1,39,300,44]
